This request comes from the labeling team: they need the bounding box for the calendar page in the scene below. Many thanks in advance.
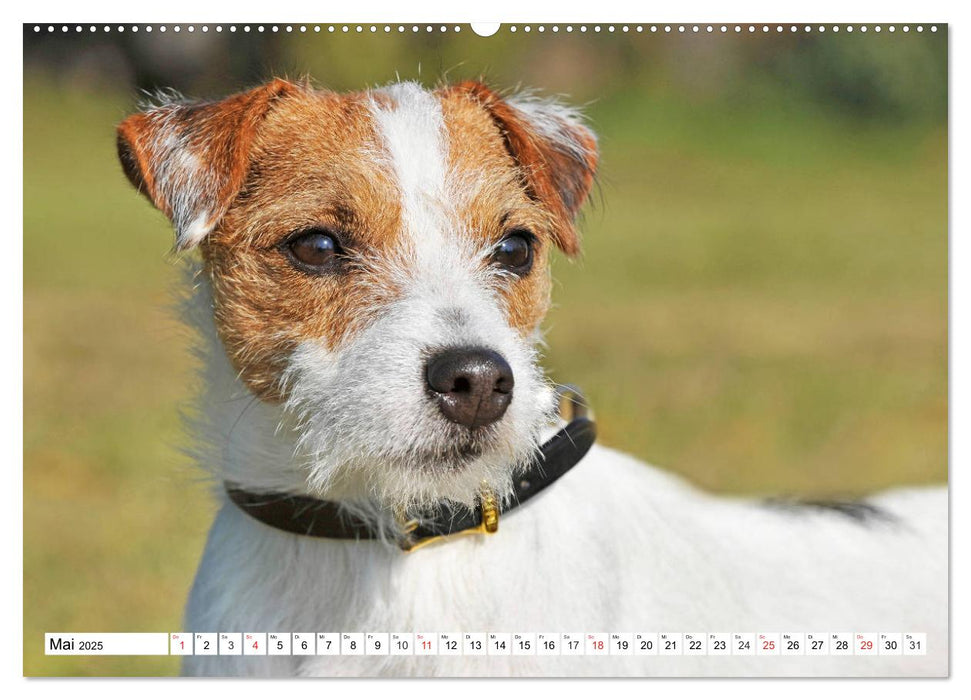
[22,15,948,680]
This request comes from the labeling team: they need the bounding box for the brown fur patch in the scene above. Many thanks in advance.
[437,88,554,336]
[446,81,599,257]
[202,87,405,401]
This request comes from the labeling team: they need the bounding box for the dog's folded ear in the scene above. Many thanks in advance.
[452,81,599,257]
[116,79,299,250]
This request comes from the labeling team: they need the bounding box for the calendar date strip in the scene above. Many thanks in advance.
[45,632,928,657]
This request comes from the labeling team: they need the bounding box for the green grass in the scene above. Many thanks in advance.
[547,89,946,495]
[23,74,946,676]
[24,80,205,676]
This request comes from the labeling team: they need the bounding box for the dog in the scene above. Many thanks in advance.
[116,78,948,677]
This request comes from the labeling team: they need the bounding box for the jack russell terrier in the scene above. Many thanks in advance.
[116,78,947,677]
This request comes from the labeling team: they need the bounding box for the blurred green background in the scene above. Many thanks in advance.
[23,25,947,675]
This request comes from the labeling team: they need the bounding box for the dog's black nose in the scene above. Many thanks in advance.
[425,347,514,428]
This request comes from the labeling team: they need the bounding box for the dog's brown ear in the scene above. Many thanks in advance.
[117,79,298,249]
[453,81,598,257]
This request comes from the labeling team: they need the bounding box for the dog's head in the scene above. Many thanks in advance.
[117,79,598,510]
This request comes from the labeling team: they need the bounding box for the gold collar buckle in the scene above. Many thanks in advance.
[398,485,500,553]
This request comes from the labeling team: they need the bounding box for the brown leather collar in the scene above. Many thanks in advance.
[224,387,596,552]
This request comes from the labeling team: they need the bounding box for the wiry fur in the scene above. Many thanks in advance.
[116,79,948,678]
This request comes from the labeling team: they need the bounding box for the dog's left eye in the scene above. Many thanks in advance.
[492,232,534,274]
[283,229,343,273]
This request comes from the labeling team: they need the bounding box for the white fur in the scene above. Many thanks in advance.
[180,212,213,250]
[176,84,947,677]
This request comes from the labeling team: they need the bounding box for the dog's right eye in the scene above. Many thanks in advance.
[283,229,343,273]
